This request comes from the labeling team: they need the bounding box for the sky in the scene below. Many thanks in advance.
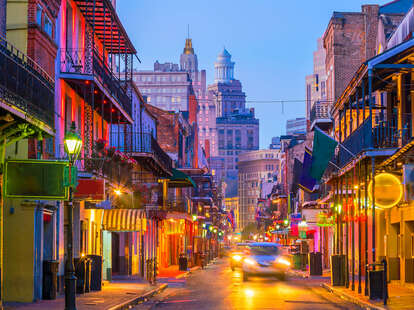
[117,0,392,149]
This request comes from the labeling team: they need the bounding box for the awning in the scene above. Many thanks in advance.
[168,169,196,188]
[102,209,146,231]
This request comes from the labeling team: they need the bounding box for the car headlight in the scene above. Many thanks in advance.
[276,257,291,267]
[244,258,257,266]
[232,254,242,262]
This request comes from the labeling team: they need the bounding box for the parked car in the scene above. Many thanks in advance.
[242,242,291,281]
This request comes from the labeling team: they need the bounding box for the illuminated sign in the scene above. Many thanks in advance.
[368,173,403,209]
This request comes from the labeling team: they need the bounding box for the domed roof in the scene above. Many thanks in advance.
[216,48,232,64]
[218,48,231,58]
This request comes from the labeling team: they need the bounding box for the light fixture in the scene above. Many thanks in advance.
[114,189,122,196]
[368,172,403,209]
[64,122,82,163]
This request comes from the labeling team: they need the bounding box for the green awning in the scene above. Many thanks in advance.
[168,169,196,188]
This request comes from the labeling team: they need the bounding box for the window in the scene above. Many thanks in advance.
[36,5,42,26]
[44,15,53,38]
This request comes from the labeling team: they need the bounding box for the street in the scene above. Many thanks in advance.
[134,259,361,310]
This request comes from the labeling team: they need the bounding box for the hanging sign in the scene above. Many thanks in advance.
[368,173,403,209]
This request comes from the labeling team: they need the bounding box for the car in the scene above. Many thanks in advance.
[229,243,249,271]
[241,242,291,281]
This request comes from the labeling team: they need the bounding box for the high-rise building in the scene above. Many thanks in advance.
[209,48,259,197]
[305,38,328,131]
[286,117,306,135]
[269,136,281,150]
[133,37,216,156]
[238,149,280,229]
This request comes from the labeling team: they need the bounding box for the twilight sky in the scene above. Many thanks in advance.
[117,0,390,149]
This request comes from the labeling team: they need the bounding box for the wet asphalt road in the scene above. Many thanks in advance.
[134,259,361,310]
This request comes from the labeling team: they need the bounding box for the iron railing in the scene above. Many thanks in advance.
[310,101,330,123]
[166,197,190,213]
[336,115,412,168]
[110,132,173,173]
[60,48,132,117]
[0,36,54,127]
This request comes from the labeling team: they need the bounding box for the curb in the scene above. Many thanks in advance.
[107,283,168,310]
[176,266,201,279]
[321,283,386,310]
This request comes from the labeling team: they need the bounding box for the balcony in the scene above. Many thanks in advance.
[111,132,173,177]
[166,197,191,214]
[336,115,411,168]
[60,48,132,122]
[310,101,332,131]
[0,36,54,132]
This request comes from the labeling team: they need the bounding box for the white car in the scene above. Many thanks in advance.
[242,242,291,281]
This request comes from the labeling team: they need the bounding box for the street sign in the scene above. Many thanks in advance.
[5,160,69,200]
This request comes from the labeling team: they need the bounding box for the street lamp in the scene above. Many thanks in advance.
[64,121,82,310]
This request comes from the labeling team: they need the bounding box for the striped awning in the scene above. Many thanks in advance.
[102,209,146,232]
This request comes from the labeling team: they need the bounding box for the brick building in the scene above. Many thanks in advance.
[323,2,409,105]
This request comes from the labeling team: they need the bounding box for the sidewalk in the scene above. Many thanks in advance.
[4,279,167,310]
[157,264,201,280]
[322,280,414,310]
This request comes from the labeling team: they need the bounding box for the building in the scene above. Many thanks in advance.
[1,0,59,302]
[323,2,409,105]
[269,136,281,150]
[209,48,259,197]
[305,38,330,131]
[237,149,280,229]
[286,117,306,135]
[133,37,216,156]
[224,197,240,232]
[134,68,192,112]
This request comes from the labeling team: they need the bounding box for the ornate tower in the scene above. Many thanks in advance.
[180,37,198,72]
[214,48,234,83]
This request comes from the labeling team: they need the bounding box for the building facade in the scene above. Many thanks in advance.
[286,117,306,135]
[209,49,259,197]
[238,149,280,229]
[305,38,329,131]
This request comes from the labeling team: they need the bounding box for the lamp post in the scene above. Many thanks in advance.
[64,122,82,310]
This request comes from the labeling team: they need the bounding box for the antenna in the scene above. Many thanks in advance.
[187,24,190,39]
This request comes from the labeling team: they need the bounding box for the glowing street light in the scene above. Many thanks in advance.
[63,122,82,310]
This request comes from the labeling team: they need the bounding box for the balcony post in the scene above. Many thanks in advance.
[368,68,373,148]
[340,174,343,255]
[101,92,104,139]
[356,87,359,128]
[351,166,355,291]
[364,160,369,296]
[349,96,353,134]
[371,156,376,269]
[345,172,349,288]
[358,161,362,294]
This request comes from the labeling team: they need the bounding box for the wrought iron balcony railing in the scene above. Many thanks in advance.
[310,101,330,123]
[0,36,54,128]
[111,132,173,174]
[60,48,132,117]
[336,115,412,168]
[166,197,191,213]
